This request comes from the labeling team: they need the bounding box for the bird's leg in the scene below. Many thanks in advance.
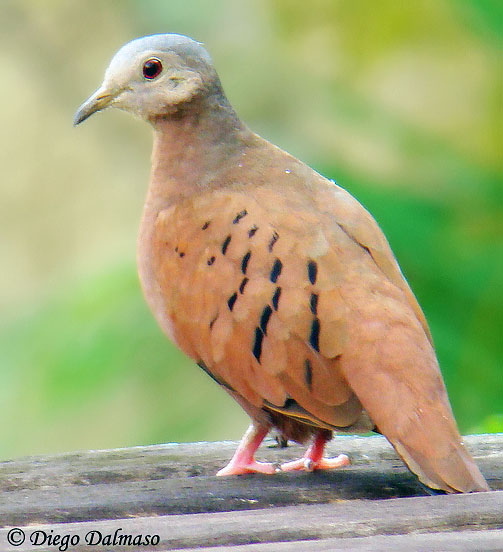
[280,431,350,472]
[216,423,279,476]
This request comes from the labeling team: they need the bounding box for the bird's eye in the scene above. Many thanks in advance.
[142,58,163,79]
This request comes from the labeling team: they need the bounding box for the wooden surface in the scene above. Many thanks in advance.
[1,433,502,550]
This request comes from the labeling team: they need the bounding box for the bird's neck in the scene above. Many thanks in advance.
[146,95,250,208]
[137,95,253,325]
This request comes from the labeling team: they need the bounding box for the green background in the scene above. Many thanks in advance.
[0,0,501,459]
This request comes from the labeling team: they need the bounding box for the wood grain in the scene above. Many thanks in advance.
[0,434,501,551]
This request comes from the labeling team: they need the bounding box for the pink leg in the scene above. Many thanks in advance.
[216,423,279,476]
[281,431,350,472]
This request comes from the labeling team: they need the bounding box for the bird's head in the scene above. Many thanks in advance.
[74,34,218,125]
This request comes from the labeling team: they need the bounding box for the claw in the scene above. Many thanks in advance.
[304,458,314,471]
[281,452,350,473]
[280,432,351,473]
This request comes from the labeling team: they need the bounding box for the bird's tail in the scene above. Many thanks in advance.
[342,322,490,493]
[389,405,490,493]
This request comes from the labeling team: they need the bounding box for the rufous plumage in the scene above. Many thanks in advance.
[75,34,489,493]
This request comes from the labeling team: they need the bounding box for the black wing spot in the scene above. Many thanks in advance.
[260,305,273,335]
[239,277,249,294]
[276,436,289,448]
[241,251,251,274]
[272,287,281,311]
[227,292,238,311]
[175,246,178,252]
[310,293,318,315]
[207,256,216,266]
[309,318,320,352]
[268,231,279,252]
[179,251,185,258]
[221,235,232,255]
[307,260,318,284]
[270,259,283,283]
[248,225,258,238]
[233,209,248,224]
[197,361,234,391]
[253,327,264,363]
[197,361,220,385]
[209,314,218,329]
[337,223,377,265]
[201,221,211,230]
[304,359,313,390]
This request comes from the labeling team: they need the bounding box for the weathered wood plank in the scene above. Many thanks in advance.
[182,530,503,551]
[0,434,501,528]
[1,492,502,551]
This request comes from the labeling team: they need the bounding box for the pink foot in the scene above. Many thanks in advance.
[280,431,351,472]
[281,453,350,472]
[217,458,278,476]
[216,424,279,476]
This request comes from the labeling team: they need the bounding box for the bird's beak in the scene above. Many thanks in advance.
[73,86,120,126]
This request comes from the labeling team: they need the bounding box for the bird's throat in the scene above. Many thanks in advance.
[148,96,250,206]
[137,95,254,335]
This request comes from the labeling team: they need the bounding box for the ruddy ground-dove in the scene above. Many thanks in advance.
[74,34,489,493]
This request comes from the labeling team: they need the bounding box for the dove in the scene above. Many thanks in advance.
[74,34,489,493]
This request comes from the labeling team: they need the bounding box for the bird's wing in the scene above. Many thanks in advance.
[309,180,488,491]
[152,186,365,430]
[152,181,487,492]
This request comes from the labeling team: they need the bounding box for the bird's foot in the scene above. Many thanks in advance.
[280,453,350,472]
[280,430,351,472]
[216,423,279,476]
[216,458,280,476]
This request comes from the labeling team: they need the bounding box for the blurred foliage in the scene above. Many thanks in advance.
[0,0,501,458]
[0,264,247,456]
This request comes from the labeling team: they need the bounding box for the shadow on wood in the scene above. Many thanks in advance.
[0,434,501,550]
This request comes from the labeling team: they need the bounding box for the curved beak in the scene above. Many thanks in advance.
[73,86,119,126]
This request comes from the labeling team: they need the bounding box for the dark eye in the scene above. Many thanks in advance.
[142,58,163,79]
